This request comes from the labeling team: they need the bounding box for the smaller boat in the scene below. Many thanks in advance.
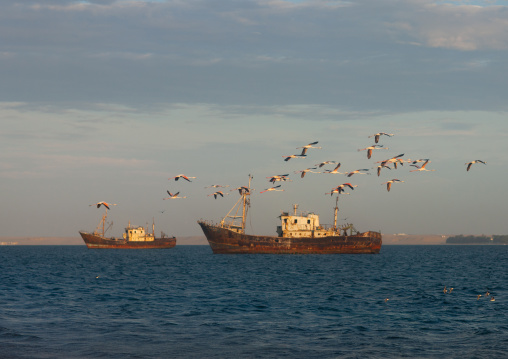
[80,210,176,249]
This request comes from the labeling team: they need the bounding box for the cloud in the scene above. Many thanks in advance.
[1,0,507,112]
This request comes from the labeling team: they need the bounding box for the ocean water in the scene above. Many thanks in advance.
[0,245,507,359]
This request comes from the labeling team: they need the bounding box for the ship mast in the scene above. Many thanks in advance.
[333,195,339,231]
[220,174,252,233]
[241,174,252,231]
[94,209,108,236]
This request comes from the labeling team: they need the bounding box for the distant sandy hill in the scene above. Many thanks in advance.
[1,235,447,245]
[383,234,448,245]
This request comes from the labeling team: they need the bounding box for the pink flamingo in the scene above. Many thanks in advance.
[208,191,229,199]
[267,174,290,183]
[90,201,117,210]
[282,154,306,161]
[323,163,343,174]
[368,132,394,143]
[294,167,319,178]
[358,145,388,159]
[169,174,196,182]
[465,160,486,171]
[345,169,369,177]
[164,191,186,199]
[260,185,284,194]
[382,179,404,192]
[297,141,321,155]
[315,161,337,168]
[410,159,435,172]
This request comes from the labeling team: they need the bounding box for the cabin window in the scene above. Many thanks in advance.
[284,219,287,223]
[294,219,298,224]
[307,220,311,224]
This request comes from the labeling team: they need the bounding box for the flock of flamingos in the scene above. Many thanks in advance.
[89,132,486,210]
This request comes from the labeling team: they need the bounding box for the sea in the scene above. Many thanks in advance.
[0,245,507,359]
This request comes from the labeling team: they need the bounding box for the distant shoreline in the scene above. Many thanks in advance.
[2,234,506,246]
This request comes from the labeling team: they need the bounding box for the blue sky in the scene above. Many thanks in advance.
[1,0,507,238]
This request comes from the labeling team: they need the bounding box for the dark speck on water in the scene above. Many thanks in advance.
[1,245,507,358]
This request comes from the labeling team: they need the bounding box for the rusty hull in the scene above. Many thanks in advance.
[198,221,381,254]
[79,232,176,249]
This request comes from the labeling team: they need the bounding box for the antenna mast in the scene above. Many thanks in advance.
[333,195,339,231]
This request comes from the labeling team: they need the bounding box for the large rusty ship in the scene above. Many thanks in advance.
[198,175,381,254]
[80,211,176,249]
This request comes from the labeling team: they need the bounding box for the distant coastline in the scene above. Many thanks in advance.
[2,234,508,246]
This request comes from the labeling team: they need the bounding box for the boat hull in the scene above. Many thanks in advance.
[198,221,381,254]
[79,232,176,249]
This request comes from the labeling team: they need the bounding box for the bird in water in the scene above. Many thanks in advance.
[465,160,486,171]
[90,201,117,210]
[368,132,394,143]
[163,191,186,199]
[297,141,321,156]
[260,185,284,194]
[169,174,196,182]
[208,191,229,199]
[477,294,482,300]
[358,145,388,159]
[382,179,404,192]
[410,159,435,172]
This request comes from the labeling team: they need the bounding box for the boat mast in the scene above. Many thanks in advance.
[241,174,252,232]
[94,209,108,236]
[333,195,339,231]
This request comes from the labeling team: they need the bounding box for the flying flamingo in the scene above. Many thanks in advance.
[382,179,404,192]
[294,167,319,178]
[315,161,337,168]
[465,160,486,171]
[410,159,435,172]
[297,141,321,155]
[326,183,357,195]
[325,188,351,196]
[368,132,394,143]
[358,145,388,159]
[282,154,306,161]
[163,191,186,199]
[345,169,370,177]
[90,201,117,210]
[376,164,392,177]
[205,184,229,189]
[208,191,229,199]
[378,154,405,169]
[410,158,429,165]
[323,163,343,174]
[267,174,290,183]
[169,174,196,182]
[231,186,251,195]
[260,185,284,194]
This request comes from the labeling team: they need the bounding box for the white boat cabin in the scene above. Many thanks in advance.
[276,205,336,238]
[123,226,155,242]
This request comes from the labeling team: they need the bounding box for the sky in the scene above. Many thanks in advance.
[1,0,508,238]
